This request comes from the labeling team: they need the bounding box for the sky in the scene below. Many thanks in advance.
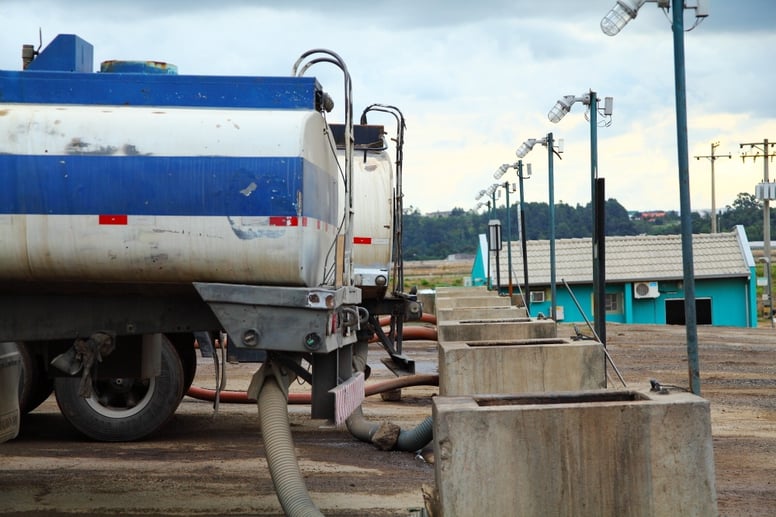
[1,1,774,215]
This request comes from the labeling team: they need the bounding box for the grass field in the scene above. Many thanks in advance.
[402,259,473,291]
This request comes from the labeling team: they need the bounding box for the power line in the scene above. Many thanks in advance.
[694,141,731,233]
[741,138,776,327]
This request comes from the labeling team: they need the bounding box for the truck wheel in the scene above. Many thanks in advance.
[17,343,55,414]
[54,337,184,442]
[165,333,197,396]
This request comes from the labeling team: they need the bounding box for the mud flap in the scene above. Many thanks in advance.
[0,342,21,442]
[329,371,364,426]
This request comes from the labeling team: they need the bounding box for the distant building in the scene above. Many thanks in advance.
[634,210,667,221]
[425,210,453,218]
[472,225,756,327]
[446,253,475,262]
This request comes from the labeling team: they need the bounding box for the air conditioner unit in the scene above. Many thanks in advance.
[529,291,545,303]
[634,281,659,299]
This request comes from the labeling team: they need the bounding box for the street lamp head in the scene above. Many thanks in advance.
[476,189,487,200]
[493,163,509,180]
[548,95,576,123]
[516,139,537,158]
[601,0,646,36]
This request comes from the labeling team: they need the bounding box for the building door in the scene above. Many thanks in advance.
[665,298,712,325]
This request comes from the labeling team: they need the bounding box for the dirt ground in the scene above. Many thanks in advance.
[1,322,775,516]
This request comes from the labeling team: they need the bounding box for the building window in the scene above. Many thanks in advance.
[529,290,545,303]
[605,293,621,313]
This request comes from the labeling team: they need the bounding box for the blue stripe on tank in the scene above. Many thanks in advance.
[0,71,320,109]
[0,155,337,225]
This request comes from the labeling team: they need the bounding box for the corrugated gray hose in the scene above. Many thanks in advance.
[346,406,433,452]
[258,375,324,517]
[346,340,433,452]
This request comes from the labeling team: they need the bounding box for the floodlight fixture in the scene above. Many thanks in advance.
[549,92,614,125]
[486,184,498,197]
[497,161,532,179]
[548,95,578,123]
[601,0,648,36]
[516,139,540,158]
[516,136,564,159]
[475,189,487,201]
[602,0,706,36]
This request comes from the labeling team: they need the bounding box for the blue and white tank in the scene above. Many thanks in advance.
[0,35,341,288]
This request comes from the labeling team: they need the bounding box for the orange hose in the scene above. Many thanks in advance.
[378,313,436,326]
[186,373,438,404]
[370,326,437,343]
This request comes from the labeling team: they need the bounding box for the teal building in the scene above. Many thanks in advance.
[471,225,757,328]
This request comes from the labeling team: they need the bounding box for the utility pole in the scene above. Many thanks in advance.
[695,141,731,233]
[742,139,776,326]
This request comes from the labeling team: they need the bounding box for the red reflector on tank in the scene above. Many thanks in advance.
[353,236,371,244]
[269,216,299,227]
[99,215,127,225]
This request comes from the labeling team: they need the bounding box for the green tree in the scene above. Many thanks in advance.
[720,192,763,239]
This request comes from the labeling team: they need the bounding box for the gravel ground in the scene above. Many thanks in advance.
[1,322,774,516]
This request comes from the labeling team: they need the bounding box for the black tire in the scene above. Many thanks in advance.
[166,333,197,396]
[17,343,55,414]
[54,336,184,442]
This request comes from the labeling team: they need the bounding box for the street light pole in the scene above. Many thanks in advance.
[496,162,531,308]
[589,92,606,345]
[670,0,701,396]
[600,0,708,395]
[503,181,513,296]
[517,135,561,321]
[517,161,531,312]
[547,132,557,322]
[483,184,500,291]
[548,90,612,343]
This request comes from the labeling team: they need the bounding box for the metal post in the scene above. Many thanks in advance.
[595,178,606,345]
[517,161,530,312]
[547,132,557,322]
[672,0,700,395]
[486,200,492,290]
[765,140,772,328]
[505,182,513,297]
[590,91,605,343]
[488,219,503,293]
[491,191,498,291]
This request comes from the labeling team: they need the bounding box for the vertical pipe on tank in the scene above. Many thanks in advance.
[293,50,355,288]
[359,104,407,294]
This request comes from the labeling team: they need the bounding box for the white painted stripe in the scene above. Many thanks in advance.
[0,104,325,157]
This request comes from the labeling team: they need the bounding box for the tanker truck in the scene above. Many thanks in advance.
[1,33,416,444]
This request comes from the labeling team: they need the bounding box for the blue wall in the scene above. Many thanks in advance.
[514,277,754,328]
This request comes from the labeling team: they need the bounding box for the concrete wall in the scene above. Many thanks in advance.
[436,305,528,323]
[435,295,512,310]
[435,286,489,296]
[432,389,717,517]
[438,339,606,396]
[436,318,556,342]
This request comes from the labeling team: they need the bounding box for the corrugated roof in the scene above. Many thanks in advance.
[490,226,753,286]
